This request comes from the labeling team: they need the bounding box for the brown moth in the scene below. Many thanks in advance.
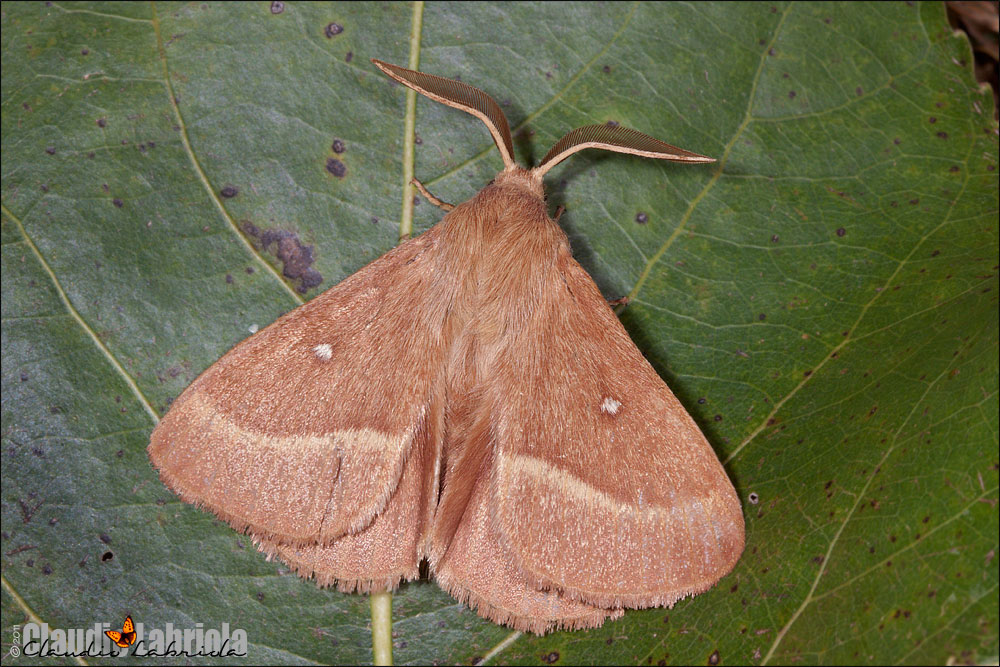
[148,59,745,634]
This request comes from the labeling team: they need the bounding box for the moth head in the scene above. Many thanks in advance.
[372,59,715,181]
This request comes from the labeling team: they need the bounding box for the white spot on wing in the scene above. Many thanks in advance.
[601,396,621,415]
[313,343,333,360]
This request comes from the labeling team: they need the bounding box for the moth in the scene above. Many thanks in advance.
[148,59,744,634]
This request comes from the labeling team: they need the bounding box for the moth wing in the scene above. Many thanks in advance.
[434,459,623,633]
[257,395,442,591]
[490,249,744,609]
[149,229,448,546]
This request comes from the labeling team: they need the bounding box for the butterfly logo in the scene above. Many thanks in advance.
[105,614,136,648]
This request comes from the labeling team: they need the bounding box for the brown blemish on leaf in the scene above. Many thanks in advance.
[270,1,284,14]
[325,22,343,38]
[541,651,560,663]
[220,185,238,198]
[326,158,347,178]
[101,551,114,562]
[113,198,123,208]
[332,139,345,154]
[635,212,648,224]
[708,650,720,665]
[243,222,323,293]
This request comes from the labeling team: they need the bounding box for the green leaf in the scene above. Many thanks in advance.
[2,2,997,665]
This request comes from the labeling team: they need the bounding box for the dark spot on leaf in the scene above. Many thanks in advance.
[836,227,846,237]
[542,651,560,663]
[81,48,89,55]
[929,117,937,124]
[246,225,323,293]
[42,564,53,575]
[332,139,345,154]
[48,517,57,526]
[345,51,353,62]
[113,199,123,208]
[270,1,284,14]
[324,22,343,38]
[26,559,34,567]
[714,414,723,421]
[937,131,948,139]
[856,86,863,96]
[748,492,759,504]
[824,17,832,23]
[788,90,796,99]
[949,165,960,172]
[20,372,28,382]
[931,249,940,257]
[708,650,720,665]
[116,449,124,458]
[758,313,766,320]
[697,397,706,404]
[606,120,620,127]
[804,370,812,377]
[730,583,739,592]
[326,158,347,178]
[220,185,238,198]
[635,212,648,224]
[246,266,255,274]
[923,515,930,523]
[909,198,919,205]
[256,591,265,601]
[225,273,233,284]
[602,65,611,74]
[415,135,423,145]
[890,534,897,542]
[96,118,106,128]
[813,555,824,564]
[45,146,56,155]
[768,47,776,56]
[771,234,779,242]
[101,551,114,562]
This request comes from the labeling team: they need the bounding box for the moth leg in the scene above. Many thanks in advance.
[411,178,454,212]
[607,295,631,308]
[552,205,565,222]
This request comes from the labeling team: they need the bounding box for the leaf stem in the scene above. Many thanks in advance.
[397,1,425,242]
[370,591,393,666]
